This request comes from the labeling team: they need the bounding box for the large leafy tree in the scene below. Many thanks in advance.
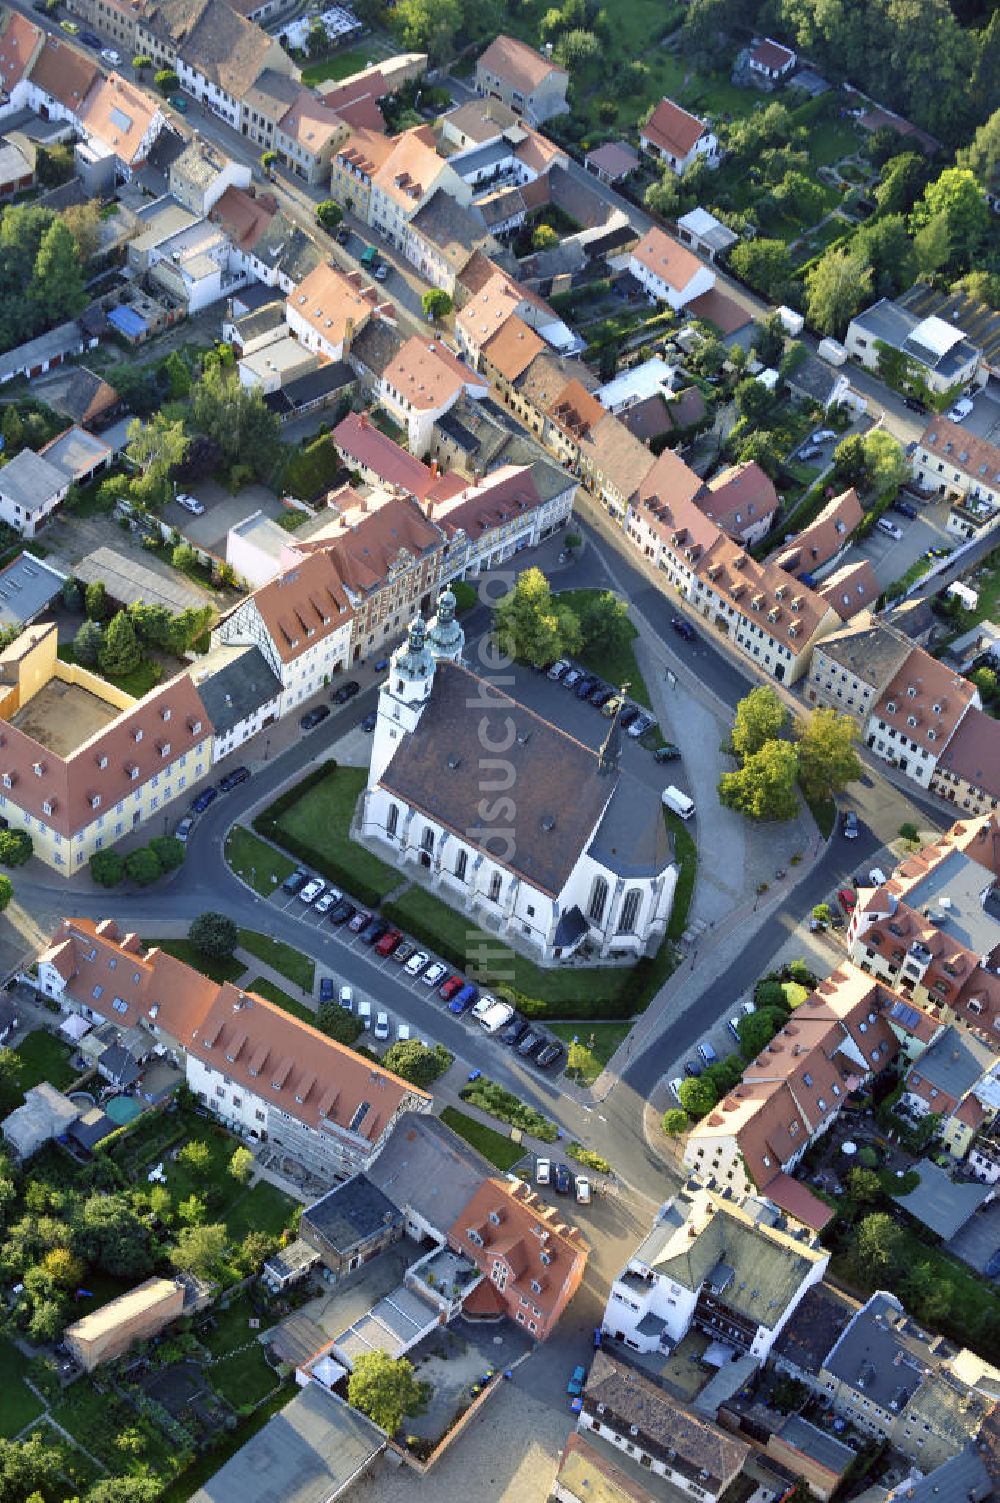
[795,708,862,802]
[911,167,989,269]
[736,1006,786,1061]
[381,1039,450,1087]
[874,153,931,217]
[391,0,461,59]
[677,1075,718,1117]
[189,911,238,960]
[728,239,795,302]
[804,245,873,338]
[731,686,787,759]
[76,1193,154,1278]
[31,220,86,324]
[577,591,633,658]
[170,1222,228,1278]
[347,1351,428,1436]
[719,740,800,821]
[125,413,188,506]
[190,364,280,481]
[832,430,907,495]
[853,1211,904,1280]
[494,568,581,666]
[99,611,143,677]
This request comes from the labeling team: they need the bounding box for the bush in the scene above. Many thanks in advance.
[125,846,162,886]
[567,1142,611,1172]
[155,69,180,95]
[90,849,125,887]
[661,1108,689,1136]
[678,1076,717,1117]
[316,1003,364,1045]
[148,835,185,872]
[899,821,920,843]
[381,1039,451,1087]
[189,912,238,960]
[459,1077,557,1141]
[282,433,342,501]
[0,829,32,866]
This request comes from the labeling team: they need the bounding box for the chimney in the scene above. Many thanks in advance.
[430,460,439,478]
[343,315,355,355]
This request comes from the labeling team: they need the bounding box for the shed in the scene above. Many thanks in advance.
[1,1081,80,1160]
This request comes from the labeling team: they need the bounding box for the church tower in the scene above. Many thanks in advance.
[426,586,465,663]
[368,615,435,787]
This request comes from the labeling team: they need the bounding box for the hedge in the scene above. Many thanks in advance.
[251,760,389,910]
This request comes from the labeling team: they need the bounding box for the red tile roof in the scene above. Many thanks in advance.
[631,226,705,293]
[698,461,779,538]
[477,33,567,94]
[248,550,352,664]
[332,411,433,497]
[641,97,709,159]
[0,10,43,94]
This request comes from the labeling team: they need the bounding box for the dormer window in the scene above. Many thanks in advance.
[189,718,203,735]
[1,774,11,790]
[133,728,143,743]
[32,761,44,777]
[90,794,101,810]
[41,799,55,817]
[530,1279,542,1295]
[488,1210,501,1226]
[466,1228,483,1247]
[127,764,139,781]
[159,742,171,759]
[885,701,896,714]
[907,686,917,698]
[932,702,941,714]
[97,754,108,769]
[906,715,917,728]
[161,707,171,722]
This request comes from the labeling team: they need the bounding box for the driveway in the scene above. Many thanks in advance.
[171,480,286,556]
[835,496,954,591]
[956,387,1000,444]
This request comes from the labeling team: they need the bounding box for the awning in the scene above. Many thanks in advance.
[59,1014,92,1042]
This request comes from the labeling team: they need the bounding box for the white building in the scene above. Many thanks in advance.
[639,97,718,176]
[910,417,1000,543]
[361,602,676,962]
[628,226,715,312]
[844,301,981,396]
[377,337,487,454]
[604,1181,828,1364]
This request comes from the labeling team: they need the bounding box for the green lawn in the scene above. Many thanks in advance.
[238,930,314,992]
[246,975,314,1025]
[274,766,399,900]
[57,641,161,700]
[804,789,837,840]
[1,1029,76,1112]
[549,1023,631,1085]
[439,1107,525,1171]
[298,47,369,87]
[459,1078,557,1141]
[147,938,246,985]
[51,1382,177,1478]
[225,825,296,895]
[664,811,697,942]
[807,118,861,167]
[554,588,653,708]
[0,1338,44,1438]
[154,1114,295,1244]
[210,1341,283,1408]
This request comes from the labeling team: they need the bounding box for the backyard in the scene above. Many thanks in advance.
[0,1337,44,1438]
[0,1029,76,1114]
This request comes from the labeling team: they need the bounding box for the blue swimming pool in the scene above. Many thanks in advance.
[105,1095,143,1125]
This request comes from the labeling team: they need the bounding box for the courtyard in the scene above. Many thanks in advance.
[10,677,123,755]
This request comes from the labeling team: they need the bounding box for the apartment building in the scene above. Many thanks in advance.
[285,260,383,362]
[328,127,393,223]
[772,486,864,579]
[170,137,251,215]
[845,302,981,395]
[78,72,167,181]
[628,226,715,312]
[211,550,353,715]
[930,706,1000,815]
[911,417,1000,542]
[404,190,498,296]
[866,651,979,788]
[684,966,900,1219]
[66,0,147,52]
[604,1180,827,1364]
[695,461,779,547]
[448,1177,587,1339]
[22,33,99,124]
[579,1353,750,1502]
[367,126,472,250]
[273,91,347,186]
[0,625,212,873]
[432,462,576,579]
[639,96,718,175]
[0,10,45,117]
[475,34,568,125]
[378,336,487,453]
[899,1023,1000,1159]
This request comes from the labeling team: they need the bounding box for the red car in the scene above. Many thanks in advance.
[375,927,402,957]
[438,974,464,1002]
[837,887,857,912]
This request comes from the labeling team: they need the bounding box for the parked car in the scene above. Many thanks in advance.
[357,1000,371,1029]
[360,917,387,945]
[169,93,188,113]
[480,1002,515,1035]
[567,1365,587,1396]
[698,1041,718,1066]
[575,1176,592,1205]
[589,684,614,708]
[893,499,918,519]
[80,29,101,45]
[329,899,355,924]
[439,974,464,1002]
[811,429,836,444]
[948,397,974,422]
[281,867,309,895]
[547,659,570,681]
[176,492,205,515]
[672,617,695,642]
[837,887,857,912]
[517,1029,546,1059]
[654,743,681,762]
[422,961,447,987]
[627,713,654,739]
[190,786,218,814]
[405,949,430,976]
[339,985,353,1010]
[562,668,582,690]
[470,994,498,1022]
[336,225,350,244]
[299,705,330,730]
[535,1157,551,1186]
[331,679,361,704]
[727,1016,744,1041]
[601,695,623,719]
[500,1016,529,1046]
[843,809,859,838]
[553,1163,572,1195]
[535,1040,565,1070]
[868,867,888,886]
[348,908,371,933]
[374,927,402,956]
[684,1058,703,1077]
[314,888,342,915]
[393,939,416,965]
[373,263,388,281]
[574,674,598,699]
[448,983,479,1014]
[175,815,194,843]
[219,766,250,792]
[374,1011,390,1041]
[360,711,377,732]
[396,1022,411,1042]
[59,18,80,32]
[373,657,390,672]
[797,443,821,461]
[669,1076,684,1103]
[904,395,927,414]
[619,706,641,731]
[319,977,334,1004]
[299,878,325,905]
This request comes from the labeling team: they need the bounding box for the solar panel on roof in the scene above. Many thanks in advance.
[890,1000,921,1030]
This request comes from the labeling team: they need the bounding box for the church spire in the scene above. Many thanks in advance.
[427,586,465,663]
[598,683,629,776]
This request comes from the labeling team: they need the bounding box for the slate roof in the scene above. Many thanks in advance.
[0,448,68,514]
[366,1111,487,1232]
[897,1159,993,1240]
[190,644,282,734]
[822,1292,931,1410]
[773,1282,857,1377]
[301,1173,402,1254]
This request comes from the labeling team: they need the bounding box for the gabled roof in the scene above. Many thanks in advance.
[370,124,445,212]
[209,184,276,252]
[578,412,656,501]
[917,416,1000,490]
[477,33,567,94]
[382,336,485,411]
[933,705,1000,800]
[332,411,433,497]
[276,92,344,155]
[0,9,43,95]
[306,495,443,601]
[872,647,977,756]
[247,550,351,663]
[641,97,709,158]
[146,0,292,99]
[818,559,881,622]
[333,125,393,179]
[320,73,386,132]
[287,259,377,351]
[698,461,779,538]
[449,1175,586,1324]
[750,37,795,69]
[772,487,864,576]
[482,314,545,382]
[693,533,833,654]
[630,226,704,292]
[79,73,162,165]
[27,34,99,112]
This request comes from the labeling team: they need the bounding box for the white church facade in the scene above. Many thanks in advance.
[360,591,677,963]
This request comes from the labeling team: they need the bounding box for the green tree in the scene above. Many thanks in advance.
[532,222,559,251]
[812,903,832,925]
[728,238,795,302]
[847,1167,883,1204]
[1,404,24,454]
[972,666,999,702]
[854,1211,904,1280]
[61,576,82,611]
[555,27,601,71]
[99,611,143,677]
[773,169,826,222]
[31,219,86,323]
[833,429,907,495]
[905,1261,952,1325]
[391,0,462,59]
[421,287,453,320]
[0,873,13,914]
[229,1146,254,1184]
[737,1006,786,1060]
[42,1246,84,1288]
[661,1107,689,1135]
[734,377,774,422]
[178,1140,213,1178]
[795,708,862,801]
[133,53,152,71]
[381,1039,450,1087]
[155,68,180,94]
[911,167,988,267]
[854,214,916,299]
[957,108,1000,195]
[0,830,31,866]
[148,1184,171,1221]
[35,142,75,187]
[85,579,110,621]
[125,846,162,886]
[178,1193,206,1226]
[677,1075,718,1117]
[172,541,197,571]
[874,152,930,216]
[347,1351,428,1436]
[148,835,185,872]
[644,173,681,220]
[170,1222,228,1278]
[316,1002,365,1045]
[73,618,105,666]
[28,1297,64,1342]
[899,821,921,843]
[913,213,952,277]
[733,429,782,479]
[731,686,787,759]
[577,590,633,658]
[190,364,279,481]
[954,269,1000,310]
[315,200,343,232]
[494,567,581,666]
[125,412,188,506]
[752,311,786,368]
[128,602,174,649]
[189,911,238,960]
[720,740,799,821]
[77,1193,154,1277]
[89,849,125,887]
[163,350,192,400]
[805,245,873,338]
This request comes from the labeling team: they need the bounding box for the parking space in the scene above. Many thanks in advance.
[837,495,954,590]
[170,480,288,555]
[954,386,1000,443]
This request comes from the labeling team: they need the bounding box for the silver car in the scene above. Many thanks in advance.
[405,949,429,977]
[421,961,447,987]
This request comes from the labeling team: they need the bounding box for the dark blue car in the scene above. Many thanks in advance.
[448,982,479,1014]
[319,977,334,1003]
[219,766,250,792]
[190,786,218,814]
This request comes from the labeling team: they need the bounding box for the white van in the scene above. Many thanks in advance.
[662,785,696,820]
[877,517,902,541]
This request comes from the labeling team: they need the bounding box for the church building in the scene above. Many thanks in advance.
[361,590,676,962]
